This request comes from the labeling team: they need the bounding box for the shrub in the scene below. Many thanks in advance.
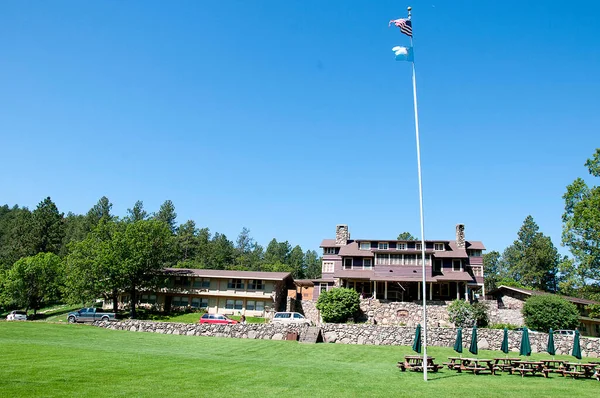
[447,300,488,327]
[522,294,579,332]
[316,287,360,323]
[488,323,519,330]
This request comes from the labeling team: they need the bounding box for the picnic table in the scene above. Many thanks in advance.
[540,359,566,375]
[443,357,462,370]
[511,361,547,377]
[456,358,500,375]
[398,355,441,372]
[561,362,597,379]
[493,358,522,372]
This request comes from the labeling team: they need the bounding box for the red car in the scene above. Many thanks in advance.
[199,313,238,324]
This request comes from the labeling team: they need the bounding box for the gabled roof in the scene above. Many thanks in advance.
[489,285,600,306]
[163,268,292,281]
[338,242,374,257]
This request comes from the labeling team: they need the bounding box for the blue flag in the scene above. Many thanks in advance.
[392,46,413,62]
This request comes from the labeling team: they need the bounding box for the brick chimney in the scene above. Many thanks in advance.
[335,224,350,245]
[456,224,465,249]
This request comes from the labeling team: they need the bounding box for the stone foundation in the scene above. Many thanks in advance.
[93,320,600,358]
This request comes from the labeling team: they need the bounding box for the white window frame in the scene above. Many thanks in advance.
[453,259,462,272]
[363,258,372,269]
[397,243,406,250]
[390,254,402,265]
[359,242,371,251]
[434,243,445,251]
[324,247,336,254]
[415,243,422,251]
[343,258,352,270]
[375,253,389,265]
[468,250,482,257]
[322,261,334,273]
[378,242,389,250]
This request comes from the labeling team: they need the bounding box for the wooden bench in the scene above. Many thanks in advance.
[442,362,459,370]
[464,366,491,375]
[562,370,585,379]
[397,362,440,372]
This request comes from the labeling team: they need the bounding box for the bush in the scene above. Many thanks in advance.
[316,287,360,323]
[522,294,579,332]
[488,323,518,330]
[447,300,488,327]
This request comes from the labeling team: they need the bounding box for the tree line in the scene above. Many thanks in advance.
[483,149,600,305]
[0,197,322,316]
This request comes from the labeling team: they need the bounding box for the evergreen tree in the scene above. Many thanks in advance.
[154,200,177,233]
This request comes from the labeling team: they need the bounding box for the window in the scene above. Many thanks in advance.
[227,279,244,289]
[191,297,209,309]
[246,300,256,311]
[472,266,483,277]
[404,254,416,265]
[322,261,334,273]
[248,280,264,290]
[468,250,482,257]
[174,277,190,287]
[375,253,389,265]
[434,243,445,251]
[344,258,353,269]
[359,242,371,250]
[193,278,211,289]
[320,283,329,293]
[226,299,234,309]
[453,260,462,271]
[397,243,406,250]
[172,296,189,307]
[433,259,442,272]
[363,258,372,269]
[324,247,336,254]
[390,254,402,265]
[140,294,157,304]
[255,301,265,311]
[415,243,422,251]
[234,300,243,310]
[378,242,389,250]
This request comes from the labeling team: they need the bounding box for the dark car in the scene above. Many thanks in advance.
[199,313,238,325]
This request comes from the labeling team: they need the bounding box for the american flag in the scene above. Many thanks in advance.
[389,18,412,37]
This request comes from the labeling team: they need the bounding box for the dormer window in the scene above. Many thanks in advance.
[397,243,406,250]
[324,247,336,254]
[434,243,445,251]
[416,243,422,251]
[359,242,371,250]
[378,242,389,250]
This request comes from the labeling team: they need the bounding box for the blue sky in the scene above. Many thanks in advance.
[1,1,599,255]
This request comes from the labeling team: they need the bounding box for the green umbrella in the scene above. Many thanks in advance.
[453,327,463,355]
[469,325,478,356]
[572,329,582,360]
[520,327,532,356]
[412,324,422,354]
[501,327,509,355]
[547,328,556,357]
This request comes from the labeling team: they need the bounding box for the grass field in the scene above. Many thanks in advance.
[0,322,597,398]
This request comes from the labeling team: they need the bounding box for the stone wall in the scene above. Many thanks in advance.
[360,299,452,327]
[93,320,600,358]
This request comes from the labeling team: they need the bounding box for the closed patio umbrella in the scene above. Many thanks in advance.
[572,329,582,360]
[520,327,531,357]
[501,327,509,355]
[412,324,422,354]
[469,326,478,356]
[453,327,463,356]
[547,329,556,357]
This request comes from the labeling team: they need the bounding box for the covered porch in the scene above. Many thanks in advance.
[340,278,471,302]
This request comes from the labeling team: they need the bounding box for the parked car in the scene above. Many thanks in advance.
[6,310,27,321]
[555,329,576,336]
[271,312,311,326]
[67,307,116,323]
[199,313,238,325]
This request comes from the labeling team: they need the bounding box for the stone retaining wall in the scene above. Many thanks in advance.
[93,320,600,358]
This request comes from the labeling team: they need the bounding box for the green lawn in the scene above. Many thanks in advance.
[0,322,597,398]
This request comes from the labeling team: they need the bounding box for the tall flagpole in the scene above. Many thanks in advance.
[407,5,428,382]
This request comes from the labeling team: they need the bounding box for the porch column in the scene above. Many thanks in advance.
[456,282,460,300]
[482,284,485,298]
[429,282,432,300]
[373,281,377,299]
[464,283,468,301]
[418,282,421,300]
[384,281,388,300]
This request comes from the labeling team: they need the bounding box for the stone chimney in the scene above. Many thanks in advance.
[456,224,465,249]
[335,224,350,245]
